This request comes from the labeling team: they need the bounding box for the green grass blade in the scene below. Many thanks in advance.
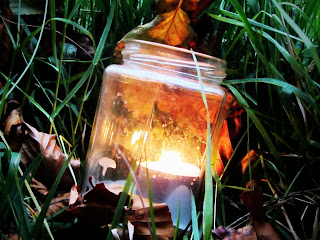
[173,203,181,240]
[51,63,94,119]
[4,0,48,99]
[227,85,281,165]
[271,0,320,72]
[31,147,77,238]
[93,1,115,66]
[191,191,200,240]
[106,171,133,240]
[224,78,319,114]
[210,11,302,42]
[284,166,305,197]
[9,153,32,239]
[146,169,157,239]
[51,18,94,42]
[191,50,213,240]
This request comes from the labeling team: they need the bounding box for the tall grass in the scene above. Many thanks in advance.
[0,0,319,239]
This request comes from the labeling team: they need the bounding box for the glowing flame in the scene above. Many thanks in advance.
[140,150,200,177]
[131,130,148,145]
[159,151,182,168]
[131,131,142,145]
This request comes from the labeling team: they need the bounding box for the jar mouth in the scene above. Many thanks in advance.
[125,39,227,65]
[121,39,227,82]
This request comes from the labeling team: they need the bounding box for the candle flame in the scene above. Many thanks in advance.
[131,131,142,145]
[131,130,148,145]
[159,150,182,167]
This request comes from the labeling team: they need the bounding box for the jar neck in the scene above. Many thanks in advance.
[121,40,227,83]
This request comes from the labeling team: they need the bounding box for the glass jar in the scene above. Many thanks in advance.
[83,39,227,228]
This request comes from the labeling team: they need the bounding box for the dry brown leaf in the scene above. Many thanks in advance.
[189,0,216,19]
[240,184,264,222]
[2,101,80,191]
[46,192,70,217]
[18,122,80,191]
[67,179,174,239]
[128,193,174,240]
[3,100,23,152]
[69,184,80,205]
[68,181,130,225]
[30,178,49,196]
[7,234,22,240]
[240,182,281,240]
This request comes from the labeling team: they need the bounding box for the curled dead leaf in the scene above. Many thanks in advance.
[240,182,281,240]
[68,182,130,225]
[2,100,23,152]
[241,150,259,174]
[30,178,49,196]
[67,179,174,239]
[18,122,80,191]
[46,192,70,217]
[69,185,80,205]
[128,193,174,239]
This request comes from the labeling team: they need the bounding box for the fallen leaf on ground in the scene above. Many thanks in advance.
[68,177,174,239]
[68,180,129,225]
[30,178,49,196]
[18,122,80,191]
[240,182,281,240]
[128,192,174,240]
[45,192,70,217]
[241,150,259,174]
[3,100,23,152]
[7,234,22,240]
[2,101,80,191]
[240,184,264,221]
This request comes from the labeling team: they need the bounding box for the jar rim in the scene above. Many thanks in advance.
[124,39,227,66]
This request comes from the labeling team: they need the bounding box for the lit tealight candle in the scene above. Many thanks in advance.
[139,151,201,177]
[137,150,202,229]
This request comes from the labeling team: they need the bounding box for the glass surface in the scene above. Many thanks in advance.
[83,40,227,229]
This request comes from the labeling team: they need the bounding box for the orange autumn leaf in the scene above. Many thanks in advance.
[148,1,192,47]
[241,150,259,173]
[117,0,194,49]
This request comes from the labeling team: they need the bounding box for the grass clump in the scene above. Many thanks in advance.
[0,0,320,239]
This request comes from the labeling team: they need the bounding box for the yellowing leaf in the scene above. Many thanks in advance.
[116,0,194,49]
[148,7,192,46]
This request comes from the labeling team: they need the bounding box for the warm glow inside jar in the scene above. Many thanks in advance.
[83,40,227,228]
